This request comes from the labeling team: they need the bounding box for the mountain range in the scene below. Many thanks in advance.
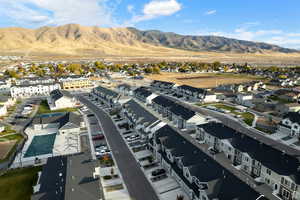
[0,24,298,57]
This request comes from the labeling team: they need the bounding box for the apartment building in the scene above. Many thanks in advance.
[10,83,61,98]
[58,75,92,90]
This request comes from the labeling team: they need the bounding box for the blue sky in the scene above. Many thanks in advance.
[0,0,300,48]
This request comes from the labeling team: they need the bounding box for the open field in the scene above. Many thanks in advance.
[0,140,17,160]
[146,72,263,88]
[0,167,41,200]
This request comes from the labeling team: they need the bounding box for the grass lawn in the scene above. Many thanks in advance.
[0,126,16,136]
[0,167,42,200]
[241,112,255,126]
[268,95,294,104]
[37,100,78,114]
[255,126,274,134]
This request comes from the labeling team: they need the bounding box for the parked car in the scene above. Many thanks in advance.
[151,168,166,177]
[208,147,218,155]
[92,134,105,140]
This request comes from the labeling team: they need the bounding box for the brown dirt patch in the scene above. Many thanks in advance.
[0,140,17,160]
[146,72,262,88]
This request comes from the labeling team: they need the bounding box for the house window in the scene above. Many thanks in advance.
[244,157,249,162]
[266,169,272,175]
[282,188,291,200]
[185,171,189,178]
[291,183,296,191]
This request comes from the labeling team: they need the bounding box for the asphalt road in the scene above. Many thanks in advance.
[78,95,159,200]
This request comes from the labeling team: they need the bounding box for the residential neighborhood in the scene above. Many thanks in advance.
[0,60,300,200]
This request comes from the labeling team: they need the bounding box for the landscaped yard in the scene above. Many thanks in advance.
[0,167,42,200]
[199,103,255,126]
[37,100,78,114]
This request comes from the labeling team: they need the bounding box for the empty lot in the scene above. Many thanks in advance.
[146,72,263,88]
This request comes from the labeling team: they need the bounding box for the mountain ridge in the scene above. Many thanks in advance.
[127,27,297,53]
[0,24,298,56]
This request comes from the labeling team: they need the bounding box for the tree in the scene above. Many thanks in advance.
[152,66,160,74]
[5,70,19,78]
[95,61,107,70]
[144,67,153,74]
[212,61,221,71]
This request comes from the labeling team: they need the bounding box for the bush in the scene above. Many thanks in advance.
[103,175,112,180]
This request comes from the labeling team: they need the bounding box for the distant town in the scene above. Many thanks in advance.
[0,60,300,200]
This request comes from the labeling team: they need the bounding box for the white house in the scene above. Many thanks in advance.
[0,125,4,133]
[0,105,7,117]
[236,93,254,107]
[47,89,77,111]
[278,112,300,138]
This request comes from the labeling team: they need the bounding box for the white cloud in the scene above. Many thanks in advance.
[196,26,300,49]
[0,0,121,27]
[204,10,216,15]
[126,0,182,25]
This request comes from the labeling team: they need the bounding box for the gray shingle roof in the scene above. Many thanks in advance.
[123,99,158,126]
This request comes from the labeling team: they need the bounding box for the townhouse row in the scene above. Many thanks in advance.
[132,87,300,200]
[196,122,300,200]
[119,98,263,200]
[133,87,206,130]
[92,86,120,108]
[150,80,217,102]
[10,75,92,98]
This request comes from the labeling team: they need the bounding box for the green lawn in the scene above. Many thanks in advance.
[37,100,78,114]
[0,167,42,200]
[241,112,255,126]
[0,126,16,136]
[268,95,294,104]
[0,134,23,142]
[255,126,274,134]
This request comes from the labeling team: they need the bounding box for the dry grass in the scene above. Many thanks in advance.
[0,140,17,160]
[146,72,263,88]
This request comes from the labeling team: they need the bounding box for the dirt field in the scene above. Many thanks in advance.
[0,140,17,160]
[146,72,263,88]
